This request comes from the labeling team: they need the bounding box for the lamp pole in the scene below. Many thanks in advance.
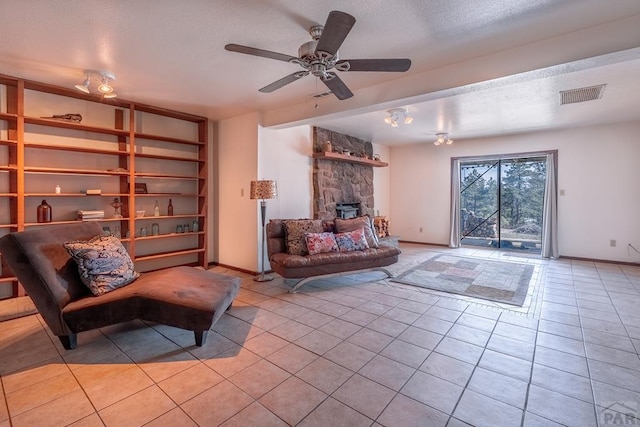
[256,199,272,282]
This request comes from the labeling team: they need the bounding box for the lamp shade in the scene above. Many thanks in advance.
[250,180,277,200]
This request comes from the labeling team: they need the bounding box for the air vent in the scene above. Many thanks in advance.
[560,84,606,105]
[310,91,333,99]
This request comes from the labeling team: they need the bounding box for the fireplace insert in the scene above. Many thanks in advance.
[336,202,360,219]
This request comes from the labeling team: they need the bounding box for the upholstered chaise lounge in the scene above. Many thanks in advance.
[0,222,240,349]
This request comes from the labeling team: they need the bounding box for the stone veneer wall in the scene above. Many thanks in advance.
[313,127,375,220]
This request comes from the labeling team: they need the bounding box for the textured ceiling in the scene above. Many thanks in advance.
[1,0,639,145]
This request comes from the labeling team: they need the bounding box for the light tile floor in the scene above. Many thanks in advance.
[1,243,639,426]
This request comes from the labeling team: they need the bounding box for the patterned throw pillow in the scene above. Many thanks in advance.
[64,235,140,296]
[304,232,339,255]
[335,215,379,248]
[334,228,370,252]
[283,219,323,256]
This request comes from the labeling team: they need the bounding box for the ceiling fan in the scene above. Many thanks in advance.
[224,10,411,100]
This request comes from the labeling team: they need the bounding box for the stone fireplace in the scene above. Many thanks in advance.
[312,127,375,220]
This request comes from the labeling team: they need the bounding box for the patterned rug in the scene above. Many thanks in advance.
[391,254,535,306]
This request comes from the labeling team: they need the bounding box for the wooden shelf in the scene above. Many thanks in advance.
[134,231,204,241]
[135,247,205,262]
[0,139,17,146]
[24,193,129,197]
[135,172,199,180]
[135,132,204,146]
[313,151,389,167]
[24,166,130,176]
[25,218,130,227]
[134,152,204,163]
[0,112,18,121]
[25,116,130,137]
[25,142,129,156]
[0,276,18,284]
[135,214,203,220]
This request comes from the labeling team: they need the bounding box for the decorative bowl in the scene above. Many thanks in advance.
[135,210,145,218]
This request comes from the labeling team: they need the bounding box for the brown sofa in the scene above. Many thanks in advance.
[0,222,240,349]
[267,219,401,293]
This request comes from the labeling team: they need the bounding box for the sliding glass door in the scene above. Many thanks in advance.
[460,156,546,252]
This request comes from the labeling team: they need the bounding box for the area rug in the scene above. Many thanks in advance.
[391,254,534,306]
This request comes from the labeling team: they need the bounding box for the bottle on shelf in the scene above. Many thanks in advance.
[37,200,52,223]
[192,220,199,233]
[154,200,160,216]
[55,184,61,194]
[167,199,174,216]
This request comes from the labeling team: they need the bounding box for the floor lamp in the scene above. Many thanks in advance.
[250,180,278,282]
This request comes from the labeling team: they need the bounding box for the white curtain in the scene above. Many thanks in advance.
[449,159,461,248]
[541,152,559,258]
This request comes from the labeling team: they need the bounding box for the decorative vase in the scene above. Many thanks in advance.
[37,200,52,223]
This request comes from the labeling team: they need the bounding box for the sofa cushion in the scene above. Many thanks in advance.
[335,228,370,252]
[335,216,379,248]
[64,235,140,296]
[283,219,323,256]
[304,232,339,255]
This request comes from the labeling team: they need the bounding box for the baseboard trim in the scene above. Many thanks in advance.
[396,242,638,266]
[558,255,639,267]
[208,262,270,276]
[398,240,449,247]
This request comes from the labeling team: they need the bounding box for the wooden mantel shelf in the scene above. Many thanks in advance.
[313,151,388,167]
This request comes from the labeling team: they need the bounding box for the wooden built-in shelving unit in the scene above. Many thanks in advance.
[0,73,209,300]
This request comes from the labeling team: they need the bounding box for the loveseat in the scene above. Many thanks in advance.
[0,222,240,349]
[267,217,401,293]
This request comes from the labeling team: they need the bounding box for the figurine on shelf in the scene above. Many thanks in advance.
[40,113,82,123]
[154,200,160,216]
[111,197,123,218]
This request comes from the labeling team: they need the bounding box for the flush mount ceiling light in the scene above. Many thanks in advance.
[434,133,453,146]
[74,70,118,98]
[384,108,413,127]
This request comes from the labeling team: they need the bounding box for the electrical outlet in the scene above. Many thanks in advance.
[610,239,616,247]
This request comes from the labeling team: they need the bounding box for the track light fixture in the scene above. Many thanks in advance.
[74,75,91,94]
[74,70,117,98]
[384,108,413,127]
[434,133,453,146]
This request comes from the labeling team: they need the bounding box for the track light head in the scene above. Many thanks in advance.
[74,70,117,98]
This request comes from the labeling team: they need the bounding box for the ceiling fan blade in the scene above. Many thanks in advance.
[321,72,353,100]
[259,71,309,93]
[225,43,297,63]
[337,58,411,72]
[315,11,356,56]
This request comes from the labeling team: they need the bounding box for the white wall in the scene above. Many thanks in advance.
[258,125,313,270]
[389,120,640,262]
[372,143,390,218]
[217,112,260,271]
[216,117,313,273]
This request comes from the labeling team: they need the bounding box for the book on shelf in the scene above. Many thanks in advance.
[77,210,105,220]
[85,189,102,195]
